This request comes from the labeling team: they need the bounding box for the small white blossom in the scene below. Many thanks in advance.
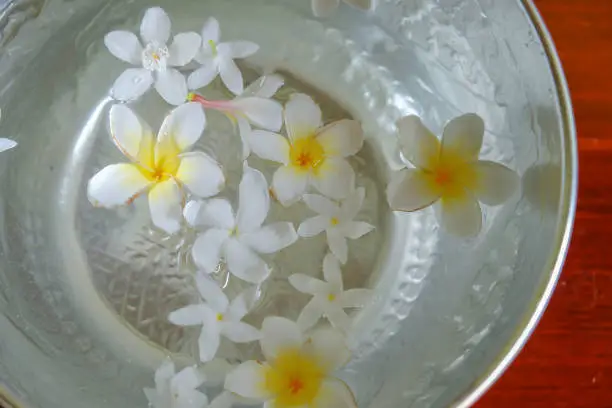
[144,359,208,408]
[298,187,374,264]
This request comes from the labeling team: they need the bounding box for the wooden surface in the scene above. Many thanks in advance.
[479,1,612,407]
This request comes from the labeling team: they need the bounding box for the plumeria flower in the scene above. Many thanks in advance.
[168,274,261,362]
[225,317,356,408]
[87,103,225,234]
[387,114,519,237]
[105,7,201,105]
[188,17,259,95]
[312,0,373,18]
[298,187,374,264]
[144,358,208,408]
[248,93,364,206]
[185,166,298,284]
[289,253,372,332]
[0,109,17,152]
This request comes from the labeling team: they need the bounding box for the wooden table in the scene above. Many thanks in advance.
[479,0,612,406]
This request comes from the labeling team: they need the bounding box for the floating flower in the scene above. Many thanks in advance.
[225,317,357,408]
[105,7,201,105]
[188,17,259,95]
[185,166,298,283]
[87,103,224,234]
[387,114,519,237]
[289,253,372,332]
[311,0,373,18]
[248,93,364,206]
[198,359,260,408]
[298,187,374,264]
[0,109,17,152]
[169,274,261,362]
[144,358,208,408]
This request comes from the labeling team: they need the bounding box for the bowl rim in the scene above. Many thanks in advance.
[454,0,578,406]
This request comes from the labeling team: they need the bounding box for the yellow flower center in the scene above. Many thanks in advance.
[289,137,325,172]
[425,151,478,201]
[264,348,325,407]
[330,217,339,226]
[327,293,336,302]
[216,313,224,321]
[139,136,181,183]
[208,40,218,56]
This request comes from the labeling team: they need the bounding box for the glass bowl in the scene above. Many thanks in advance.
[0,0,576,407]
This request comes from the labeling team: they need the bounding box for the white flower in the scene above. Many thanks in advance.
[298,187,374,264]
[248,93,364,206]
[144,359,208,408]
[289,253,372,332]
[168,274,261,362]
[311,0,373,18]
[387,114,520,237]
[186,166,298,284]
[225,317,357,408]
[188,17,259,95]
[87,103,224,234]
[0,109,16,152]
[197,359,260,408]
[105,7,201,105]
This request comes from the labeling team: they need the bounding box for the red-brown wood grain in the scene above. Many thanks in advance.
[479,1,612,406]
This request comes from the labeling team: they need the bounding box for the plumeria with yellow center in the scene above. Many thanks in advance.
[289,253,373,332]
[387,114,520,237]
[225,317,357,408]
[168,273,261,362]
[311,0,373,18]
[188,17,259,95]
[248,93,364,206]
[184,166,298,284]
[105,7,201,105]
[143,358,208,408]
[87,103,225,234]
[298,187,374,264]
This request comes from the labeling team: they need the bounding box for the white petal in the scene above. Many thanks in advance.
[236,166,270,233]
[190,198,235,229]
[327,228,348,264]
[272,166,309,206]
[225,239,270,284]
[219,41,259,59]
[219,57,244,95]
[441,113,484,162]
[238,117,252,160]
[326,303,351,332]
[209,391,235,408]
[306,328,351,371]
[111,68,153,102]
[176,389,209,408]
[224,361,270,400]
[104,31,142,65]
[296,299,324,331]
[187,60,219,91]
[261,317,303,361]
[344,0,372,10]
[155,68,189,106]
[227,287,258,321]
[386,168,440,212]
[244,74,284,98]
[0,138,16,152]
[221,322,262,343]
[195,273,229,312]
[339,187,364,221]
[440,192,483,237]
[148,179,183,234]
[200,17,220,43]
[233,97,283,132]
[155,358,176,387]
[323,252,343,291]
[297,216,329,238]
[317,119,363,158]
[172,366,205,390]
[473,161,519,205]
[87,164,151,207]
[312,0,340,18]
[342,221,374,240]
[397,115,440,170]
[240,223,298,254]
[247,130,290,165]
[167,32,202,67]
[140,7,171,44]
[109,104,146,159]
[311,158,355,200]
[198,321,222,362]
[303,194,338,217]
[192,229,230,272]
[200,359,233,387]
[288,274,328,295]
[284,93,322,141]
[177,152,225,197]
[143,388,159,407]
[184,200,203,227]
[339,289,372,308]
[168,304,210,326]
[315,379,357,408]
